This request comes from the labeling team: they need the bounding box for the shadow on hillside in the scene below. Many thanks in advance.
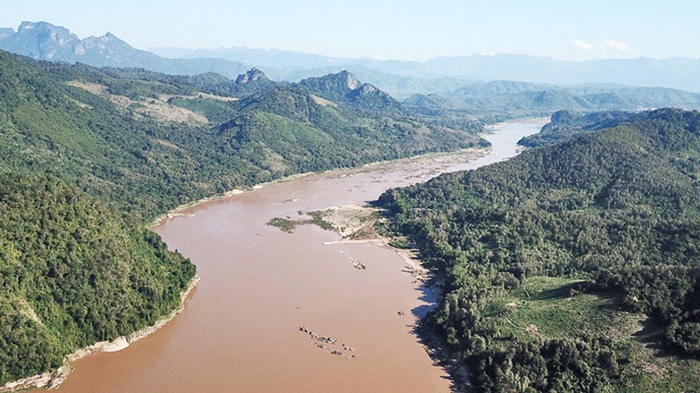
[407,280,472,392]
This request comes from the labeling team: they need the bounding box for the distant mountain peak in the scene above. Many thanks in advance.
[17,21,75,39]
[0,21,134,61]
[0,21,251,79]
[298,71,363,96]
[338,70,361,90]
[235,67,268,84]
[357,83,377,95]
[297,71,403,115]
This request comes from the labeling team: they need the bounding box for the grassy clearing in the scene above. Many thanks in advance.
[483,276,700,392]
[485,276,627,341]
[617,323,700,392]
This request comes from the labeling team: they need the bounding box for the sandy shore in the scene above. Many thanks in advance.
[317,204,431,282]
[0,275,200,392]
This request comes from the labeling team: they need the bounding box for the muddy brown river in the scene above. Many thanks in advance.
[53,119,545,392]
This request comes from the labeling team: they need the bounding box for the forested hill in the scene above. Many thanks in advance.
[0,50,485,220]
[405,82,700,124]
[0,174,195,385]
[517,109,635,148]
[378,108,700,392]
[0,50,199,387]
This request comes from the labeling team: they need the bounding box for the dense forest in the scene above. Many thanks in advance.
[0,48,486,386]
[0,174,195,384]
[378,108,700,392]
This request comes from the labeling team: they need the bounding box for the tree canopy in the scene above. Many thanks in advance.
[378,108,700,392]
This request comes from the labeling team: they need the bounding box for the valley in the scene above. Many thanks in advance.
[51,120,543,393]
[0,15,699,392]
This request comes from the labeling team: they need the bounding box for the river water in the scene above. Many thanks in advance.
[54,119,545,393]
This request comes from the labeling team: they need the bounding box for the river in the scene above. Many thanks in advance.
[53,119,546,392]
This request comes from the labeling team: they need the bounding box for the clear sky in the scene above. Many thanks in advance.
[1,0,698,61]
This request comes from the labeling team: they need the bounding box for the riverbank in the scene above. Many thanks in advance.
[314,205,481,392]
[0,275,200,392]
[149,146,489,229]
[149,173,316,228]
[305,118,548,391]
[305,179,469,392]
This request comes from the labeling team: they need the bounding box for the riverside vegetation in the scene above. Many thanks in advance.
[0,174,195,384]
[0,48,486,386]
[378,108,700,392]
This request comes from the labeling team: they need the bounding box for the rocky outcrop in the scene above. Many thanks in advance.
[0,21,250,78]
[298,326,357,359]
[298,71,403,115]
[235,67,268,84]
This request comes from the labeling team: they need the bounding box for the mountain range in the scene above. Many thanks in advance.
[3,21,700,124]
[408,81,700,122]
[166,46,700,94]
[3,21,700,99]
[0,21,250,78]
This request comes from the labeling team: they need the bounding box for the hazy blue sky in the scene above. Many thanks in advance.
[1,0,698,61]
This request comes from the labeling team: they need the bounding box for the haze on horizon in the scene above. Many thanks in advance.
[1,0,699,62]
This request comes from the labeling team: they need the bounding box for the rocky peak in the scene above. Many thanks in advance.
[18,21,37,30]
[18,21,78,45]
[357,83,377,95]
[0,28,15,39]
[235,68,268,84]
[297,70,362,100]
[0,21,154,65]
[296,71,402,114]
[0,22,82,60]
[338,70,360,90]
[81,32,130,51]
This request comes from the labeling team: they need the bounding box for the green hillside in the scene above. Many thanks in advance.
[0,50,485,221]
[378,108,700,392]
[220,85,485,174]
[0,174,195,385]
[517,109,635,148]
